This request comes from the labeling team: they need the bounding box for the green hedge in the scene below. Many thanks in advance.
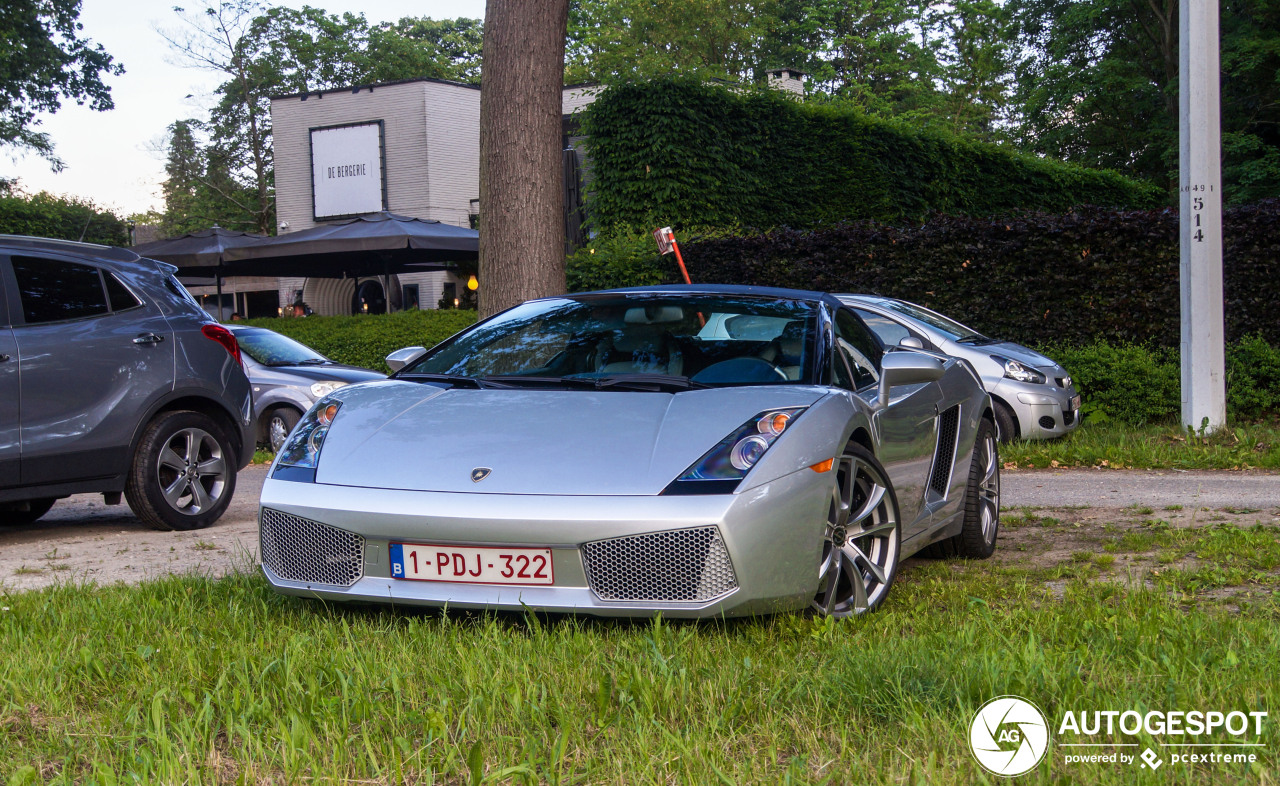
[1040,337,1280,426]
[240,309,477,373]
[581,80,1161,233]
[0,191,130,246]
[674,201,1280,348]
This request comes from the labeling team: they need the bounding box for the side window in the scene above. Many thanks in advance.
[833,309,882,390]
[11,256,109,324]
[855,308,914,347]
[105,272,142,312]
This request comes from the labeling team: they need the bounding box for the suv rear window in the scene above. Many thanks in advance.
[12,256,109,324]
[104,272,142,312]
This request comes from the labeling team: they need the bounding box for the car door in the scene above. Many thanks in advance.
[831,308,939,539]
[0,263,18,487]
[9,253,174,486]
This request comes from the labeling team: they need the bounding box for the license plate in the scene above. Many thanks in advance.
[389,543,554,585]
[1070,394,1082,410]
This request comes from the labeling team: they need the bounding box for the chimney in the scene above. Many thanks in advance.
[767,67,805,97]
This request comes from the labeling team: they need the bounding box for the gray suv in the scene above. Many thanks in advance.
[0,236,254,530]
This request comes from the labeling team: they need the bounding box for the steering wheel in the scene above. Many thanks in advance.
[691,356,789,384]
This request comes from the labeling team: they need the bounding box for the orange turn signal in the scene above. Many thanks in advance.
[808,458,835,473]
[318,404,339,425]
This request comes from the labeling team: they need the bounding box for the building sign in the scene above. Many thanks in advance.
[310,121,387,220]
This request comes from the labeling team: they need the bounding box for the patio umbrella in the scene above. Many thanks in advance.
[220,211,478,278]
[130,227,268,274]
[130,227,270,320]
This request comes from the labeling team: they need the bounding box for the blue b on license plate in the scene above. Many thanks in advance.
[389,542,554,585]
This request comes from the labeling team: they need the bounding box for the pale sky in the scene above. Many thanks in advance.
[4,0,487,217]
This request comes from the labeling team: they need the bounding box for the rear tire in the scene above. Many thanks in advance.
[125,410,237,531]
[0,498,56,526]
[926,418,1000,559]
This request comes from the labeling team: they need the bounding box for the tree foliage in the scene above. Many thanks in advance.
[158,1,482,236]
[0,0,123,168]
[0,186,129,245]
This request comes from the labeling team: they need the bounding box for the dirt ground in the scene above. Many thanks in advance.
[2,467,1277,595]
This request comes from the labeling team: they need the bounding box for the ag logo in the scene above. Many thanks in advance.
[470,467,492,483]
[969,695,1050,777]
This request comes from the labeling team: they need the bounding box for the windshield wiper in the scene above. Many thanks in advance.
[955,335,996,345]
[486,374,710,392]
[400,372,513,389]
[295,358,329,365]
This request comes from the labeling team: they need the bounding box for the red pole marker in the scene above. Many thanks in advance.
[653,226,702,325]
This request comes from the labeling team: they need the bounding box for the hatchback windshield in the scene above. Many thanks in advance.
[234,328,328,366]
[882,300,985,342]
[403,295,819,387]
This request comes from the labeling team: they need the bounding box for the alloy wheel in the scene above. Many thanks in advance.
[977,431,1000,544]
[155,427,228,516]
[811,453,900,616]
[269,414,290,453]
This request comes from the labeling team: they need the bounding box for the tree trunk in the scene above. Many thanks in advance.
[478,0,570,318]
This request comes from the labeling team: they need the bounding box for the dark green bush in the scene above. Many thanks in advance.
[582,80,1160,233]
[565,232,673,292]
[1226,334,1280,421]
[679,201,1280,348]
[0,190,129,246]
[1041,342,1180,426]
[241,309,478,372]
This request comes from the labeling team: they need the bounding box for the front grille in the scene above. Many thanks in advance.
[928,405,960,498]
[260,508,364,587]
[1039,415,1057,430]
[582,527,737,603]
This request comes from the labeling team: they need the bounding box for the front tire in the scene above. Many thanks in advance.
[265,407,301,454]
[928,418,1000,559]
[125,410,237,531]
[811,443,902,616]
[993,399,1018,443]
[0,498,56,526]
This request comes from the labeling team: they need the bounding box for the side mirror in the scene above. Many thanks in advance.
[878,352,945,407]
[898,336,924,350]
[385,346,426,373]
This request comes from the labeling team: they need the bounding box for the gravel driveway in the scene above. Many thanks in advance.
[1,467,1276,594]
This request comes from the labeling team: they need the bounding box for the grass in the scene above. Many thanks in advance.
[1,550,1277,784]
[1002,420,1280,470]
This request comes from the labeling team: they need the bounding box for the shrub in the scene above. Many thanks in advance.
[1042,342,1181,426]
[240,309,478,372]
[582,80,1160,233]
[680,201,1280,348]
[0,190,129,246]
[1226,334,1280,421]
[565,232,674,292]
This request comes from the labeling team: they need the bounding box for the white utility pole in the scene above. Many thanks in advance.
[1179,0,1227,433]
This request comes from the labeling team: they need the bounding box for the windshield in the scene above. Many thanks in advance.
[882,300,985,342]
[402,294,819,387]
[234,328,328,366]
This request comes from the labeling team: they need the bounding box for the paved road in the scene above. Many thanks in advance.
[1003,469,1279,509]
[2,467,1276,593]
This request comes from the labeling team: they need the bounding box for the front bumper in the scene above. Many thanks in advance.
[257,467,832,618]
[992,379,1082,440]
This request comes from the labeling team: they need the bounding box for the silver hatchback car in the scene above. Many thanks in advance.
[837,295,1081,441]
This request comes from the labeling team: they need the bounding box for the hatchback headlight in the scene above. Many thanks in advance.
[310,380,348,398]
[993,356,1046,384]
[272,398,342,481]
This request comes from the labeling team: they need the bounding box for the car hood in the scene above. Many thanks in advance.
[953,340,1060,372]
[314,381,827,495]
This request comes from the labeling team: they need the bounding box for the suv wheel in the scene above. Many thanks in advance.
[126,410,237,531]
[0,498,57,526]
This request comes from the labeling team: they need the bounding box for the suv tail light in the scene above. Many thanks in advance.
[201,324,242,367]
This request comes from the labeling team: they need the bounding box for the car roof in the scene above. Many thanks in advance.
[0,234,176,274]
[575,283,846,308]
[836,293,895,307]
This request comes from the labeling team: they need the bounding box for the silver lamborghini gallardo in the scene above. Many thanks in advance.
[258,285,1000,617]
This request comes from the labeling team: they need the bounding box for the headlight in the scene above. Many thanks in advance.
[272,398,342,482]
[310,380,348,397]
[992,356,1046,384]
[663,408,805,495]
